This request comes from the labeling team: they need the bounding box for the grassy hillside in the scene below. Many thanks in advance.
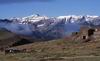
[0,29,15,39]
[0,38,100,61]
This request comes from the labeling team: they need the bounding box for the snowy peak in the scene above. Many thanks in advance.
[21,14,49,24]
[22,14,48,20]
[56,15,100,25]
[1,14,100,25]
[57,15,99,21]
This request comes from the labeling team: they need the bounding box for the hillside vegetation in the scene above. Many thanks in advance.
[0,38,100,61]
[0,29,15,39]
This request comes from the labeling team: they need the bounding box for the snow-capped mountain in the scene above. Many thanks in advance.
[57,15,100,24]
[0,14,100,40]
[9,14,100,25]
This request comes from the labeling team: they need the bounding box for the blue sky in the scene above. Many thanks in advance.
[0,0,100,18]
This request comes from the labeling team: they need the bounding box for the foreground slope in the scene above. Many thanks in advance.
[1,38,100,61]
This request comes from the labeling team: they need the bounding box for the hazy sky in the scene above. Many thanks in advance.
[0,0,100,18]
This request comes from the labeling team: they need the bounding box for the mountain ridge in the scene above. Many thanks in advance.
[0,14,100,40]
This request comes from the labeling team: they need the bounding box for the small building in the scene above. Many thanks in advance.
[71,26,100,42]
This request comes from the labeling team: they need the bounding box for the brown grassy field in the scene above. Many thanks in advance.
[1,38,100,61]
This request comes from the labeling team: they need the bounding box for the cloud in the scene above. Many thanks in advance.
[0,0,54,4]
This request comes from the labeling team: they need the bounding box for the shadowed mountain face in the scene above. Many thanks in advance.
[0,29,19,48]
[0,19,66,40]
[0,28,13,40]
[0,28,37,48]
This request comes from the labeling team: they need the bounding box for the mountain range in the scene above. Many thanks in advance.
[0,14,100,40]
